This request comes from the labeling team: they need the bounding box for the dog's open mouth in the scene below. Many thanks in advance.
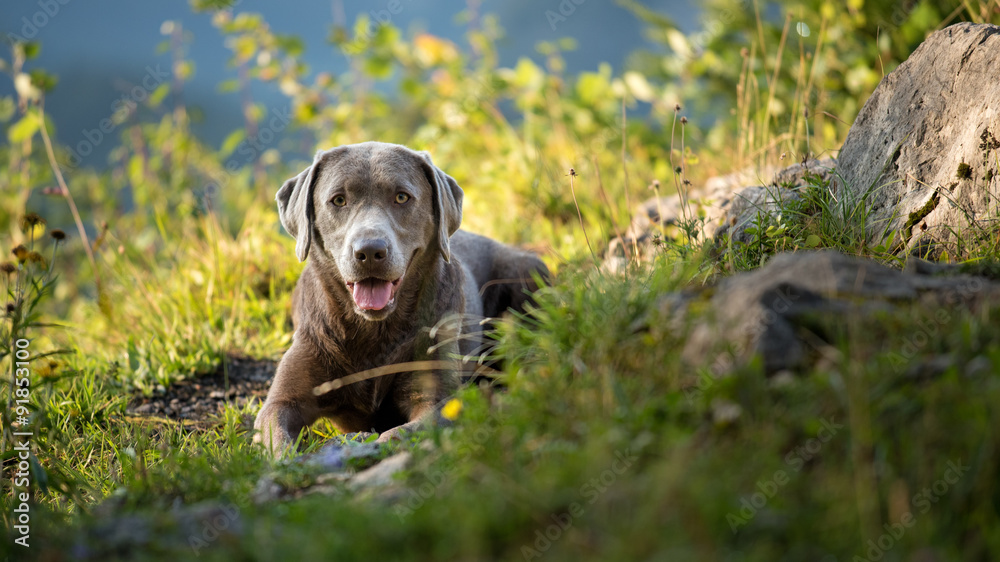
[346,277,402,311]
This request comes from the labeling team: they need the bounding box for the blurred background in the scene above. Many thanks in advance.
[1,0,697,168]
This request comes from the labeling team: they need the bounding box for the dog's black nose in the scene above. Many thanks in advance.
[353,239,389,262]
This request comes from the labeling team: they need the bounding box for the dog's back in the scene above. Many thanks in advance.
[450,230,548,319]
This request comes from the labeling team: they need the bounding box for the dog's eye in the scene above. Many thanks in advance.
[395,192,410,204]
[331,195,347,207]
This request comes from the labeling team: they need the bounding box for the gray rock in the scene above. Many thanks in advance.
[74,501,246,559]
[715,159,837,243]
[347,452,412,491]
[834,23,1000,256]
[714,185,803,243]
[251,474,288,504]
[305,438,381,472]
[677,250,999,374]
[251,433,391,502]
[603,158,836,271]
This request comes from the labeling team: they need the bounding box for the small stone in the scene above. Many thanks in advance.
[348,452,412,490]
[769,370,797,388]
[711,400,743,427]
[966,356,992,377]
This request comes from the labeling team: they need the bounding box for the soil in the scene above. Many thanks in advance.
[125,356,276,424]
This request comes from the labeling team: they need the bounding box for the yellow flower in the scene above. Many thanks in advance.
[441,398,463,421]
[414,34,458,67]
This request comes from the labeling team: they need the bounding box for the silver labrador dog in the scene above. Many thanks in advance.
[254,142,547,455]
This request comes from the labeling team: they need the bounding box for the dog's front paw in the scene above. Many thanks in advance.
[253,401,303,458]
[375,426,408,444]
[376,419,426,444]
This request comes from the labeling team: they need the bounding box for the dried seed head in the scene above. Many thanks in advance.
[730,216,737,226]
[1,262,15,276]
[740,47,749,58]
[19,213,46,233]
[36,362,52,378]
[680,116,688,125]
[652,179,660,188]
[674,166,682,175]
[803,107,809,118]
[567,168,576,176]
[674,103,681,112]
[5,302,15,315]
[683,179,692,185]
[50,229,66,241]
[27,251,46,266]
[12,245,28,263]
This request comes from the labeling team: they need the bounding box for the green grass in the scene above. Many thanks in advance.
[80,207,300,392]
[6,248,1000,560]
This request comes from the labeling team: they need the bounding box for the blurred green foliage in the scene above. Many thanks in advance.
[623,0,1000,168]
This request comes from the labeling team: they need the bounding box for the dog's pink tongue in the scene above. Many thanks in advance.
[353,279,393,310]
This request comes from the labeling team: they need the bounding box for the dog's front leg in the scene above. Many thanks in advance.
[253,400,311,456]
[253,341,322,457]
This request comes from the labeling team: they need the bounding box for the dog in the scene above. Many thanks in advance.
[253,142,548,455]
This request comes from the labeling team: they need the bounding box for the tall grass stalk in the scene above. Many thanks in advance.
[567,169,596,263]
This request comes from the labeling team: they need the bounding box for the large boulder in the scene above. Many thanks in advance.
[834,23,1000,256]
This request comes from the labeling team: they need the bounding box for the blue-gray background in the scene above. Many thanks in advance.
[1,0,697,167]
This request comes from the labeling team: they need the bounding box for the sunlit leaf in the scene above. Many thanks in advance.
[624,71,655,102]
[220,129,245,157]
[148,83,170,108]
[7,110,41,143]
[23,42,41,59]
[13,73,42,102]
[0,97,15,122]
[414,34,459,67]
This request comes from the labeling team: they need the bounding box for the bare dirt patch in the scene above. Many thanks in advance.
[126,356,275,423]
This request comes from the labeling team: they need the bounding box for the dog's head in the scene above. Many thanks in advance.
[276,142,463,320]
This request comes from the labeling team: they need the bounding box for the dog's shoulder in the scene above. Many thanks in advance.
[449,229,549,319]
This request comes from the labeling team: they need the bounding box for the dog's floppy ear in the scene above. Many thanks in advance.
[276,148,345,262]
[417,151,463,263]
